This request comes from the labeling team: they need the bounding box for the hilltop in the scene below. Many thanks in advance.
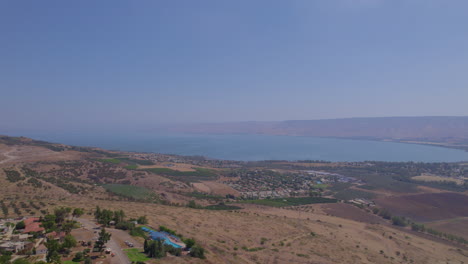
[162,116,468,150]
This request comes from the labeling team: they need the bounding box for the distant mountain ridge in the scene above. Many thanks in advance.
[164,116,468,145]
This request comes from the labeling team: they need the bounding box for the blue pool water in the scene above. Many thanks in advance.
[141,227,183,248]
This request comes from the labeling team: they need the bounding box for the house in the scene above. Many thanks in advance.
[11,234,31,241]
[22,217,45,234]
[0,241,25,253]
[36,244,48,255]
[45,231,66,241]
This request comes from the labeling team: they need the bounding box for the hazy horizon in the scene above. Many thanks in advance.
[2,1,468,133]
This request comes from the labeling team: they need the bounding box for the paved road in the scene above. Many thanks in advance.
[77,218,131,264]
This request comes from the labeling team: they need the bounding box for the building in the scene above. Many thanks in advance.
[0,241,25,253]
[11,234,31,241]
[36,244,48,255]
[45,231,66,241]
[22,217,45,234]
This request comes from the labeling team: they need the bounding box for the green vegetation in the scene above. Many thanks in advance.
[3,169,24,182]
[116,158,154,166]
[98,158,121,164]
[185,191,224,201]
[98,157,154,167]
[204,204,243,210]
[391,216,408,227]
[94,228,111,253]
[239,197,337,207]
[144,168,218,182]
[124,248,151,262]
[124,165,138,170]
[102,184,154,201]
[94,206,126,226]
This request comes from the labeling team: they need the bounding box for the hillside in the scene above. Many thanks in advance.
[162,116,468,149]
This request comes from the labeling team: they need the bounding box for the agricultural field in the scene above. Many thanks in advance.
[321,203,385,224]
[426,217,468,240]
[144,167,218,182]
[204,204,243,210]
[102,184,155,201]
[375,192,468,222]
[239,197,337,207]
[412,174,465,185]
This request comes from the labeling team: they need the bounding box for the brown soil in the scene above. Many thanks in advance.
[375,192,468,222]
[426,217,468,240]
[321,203,386,224]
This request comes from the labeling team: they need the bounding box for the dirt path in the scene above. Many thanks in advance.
[77,218,133,264]
[0,147,18,164]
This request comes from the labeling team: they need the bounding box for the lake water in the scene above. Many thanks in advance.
[22,132,468,162]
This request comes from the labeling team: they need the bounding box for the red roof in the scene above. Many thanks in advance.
[23,222,44,233]
[46,231,65,239]
[23,217,40,226]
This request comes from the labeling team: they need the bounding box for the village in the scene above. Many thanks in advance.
[222,169,361,199]
[0,206,204,264]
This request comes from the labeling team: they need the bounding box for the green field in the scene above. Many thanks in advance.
[103,184,154,200]
[124,248,151,262]
[124,164,138,170]
[204,204,243,210]
[144,167,218,182]
[98,158,121,164]
[239,197,337,207]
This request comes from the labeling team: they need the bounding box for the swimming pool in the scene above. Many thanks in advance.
[141,227,184,248]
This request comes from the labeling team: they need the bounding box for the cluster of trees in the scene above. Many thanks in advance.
[143,239,168,258]
[72,250,92,264]
[94,206,147,231]
[45,234,77,263]
[3,169,24,183]
[94,206,126,226]
[142,238,205,259]
[40,207,83,234]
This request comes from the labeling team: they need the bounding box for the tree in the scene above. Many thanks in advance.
[61,221,75,234]
[15,221,25,230]
[40,215,57,232]
[189,245,205,259]
[95,228,111,253]
[72,208,84,219]
[94,206,101,220]
[183,238,195,249]
[0,253,12,264]
[62,234,77,249]
[143,239,149,254]
[391,216,407,227]
[83,257,92,264]
[187,200,200,209]
[113,210,125,225]
[137,215,148,224]
[45,240,61,263]
[146,240,165,258]
[54,207,71,224]
[73,252,84,262]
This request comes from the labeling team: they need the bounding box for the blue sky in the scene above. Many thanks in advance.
[1,0,467,133]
